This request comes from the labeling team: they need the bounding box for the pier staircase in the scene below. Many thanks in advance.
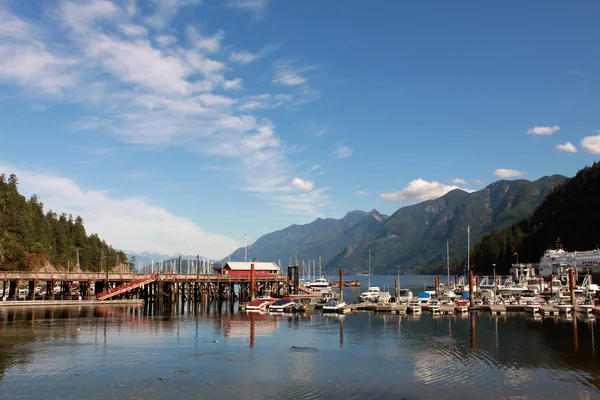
[97,275,156,300]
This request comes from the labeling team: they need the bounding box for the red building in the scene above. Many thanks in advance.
[220,262,280,275]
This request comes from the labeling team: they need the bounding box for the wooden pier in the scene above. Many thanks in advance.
[540,305,560,316]
[440,304,455,315]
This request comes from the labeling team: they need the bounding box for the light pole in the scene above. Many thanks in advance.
[397,266,400,299]
[493,263,497,294]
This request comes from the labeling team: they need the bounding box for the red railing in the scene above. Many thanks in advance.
[96,275,156,300]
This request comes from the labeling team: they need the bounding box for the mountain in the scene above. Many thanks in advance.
[471,162,600,274]
[222,209,388,266]
[124,251,203,269]
[326,175,567,274]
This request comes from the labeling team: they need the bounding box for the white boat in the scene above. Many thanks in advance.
[322,297,347,313]
[407,301,421,314]
[268,299,295,312]
[308,277,331,291]
[397,288,413,303]
[429,300,441,314]
[359,286,381,302]
[518,289,537,305]
[575,298,594,314]
[524,298,545,314]
[454,300,469,313]
[416,291,432,305]
[246,296,276,312]
[539,244,600,277]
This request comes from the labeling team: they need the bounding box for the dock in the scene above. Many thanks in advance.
[540,305,560,316]
[440,304,455,315]
[374,303,407,315]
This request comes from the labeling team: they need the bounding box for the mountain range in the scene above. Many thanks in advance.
[223,175,567,274]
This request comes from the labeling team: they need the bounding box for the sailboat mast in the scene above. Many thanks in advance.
[319,256,322,278]
[447,241,450,285]
[467,225,470,274]
[368,249,371,288]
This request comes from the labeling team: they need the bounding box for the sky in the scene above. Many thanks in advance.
[1,0,599,259]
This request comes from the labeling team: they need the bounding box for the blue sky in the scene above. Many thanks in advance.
[1,0,599,259]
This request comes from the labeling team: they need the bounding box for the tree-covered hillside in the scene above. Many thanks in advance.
[0,174,128,271]
[471,162,600,274]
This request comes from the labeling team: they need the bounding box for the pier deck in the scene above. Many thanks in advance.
[540,306,560,316]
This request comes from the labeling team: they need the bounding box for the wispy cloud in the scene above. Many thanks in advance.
[226,0,270,19]
[0,163,238,258]
[494,169,525,178]
[333,143,353,159]
[229,44,278,64]
[473,179,483,184]
[527,125,560,135]
[555,142,577,153]
[380,178,472,202]
[354,190,369,196]
[0,0,326,218]
[272,61,318,86]
[306,122,326,137]
[581,134,600,154]
[452,178,467,185]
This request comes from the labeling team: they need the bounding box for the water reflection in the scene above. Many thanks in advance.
[1,305,600,399]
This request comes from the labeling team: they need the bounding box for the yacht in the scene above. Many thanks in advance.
[416,291,432,305]
[308,278,331,293]
[268,299,296,312]
[359,286,381,302]
[246,296,276,312]
[322,297,347,313]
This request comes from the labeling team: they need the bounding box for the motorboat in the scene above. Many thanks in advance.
[428,299,441,314]
[397,288,413,303]
[245,296,276,312]
[518,289,537,305]
[268,299,296,312]
[359,287,381,302]
[407,301,422,314]
[454,300,469,313]
[524,298,545,314]
[322,297,347,313]
[308,278,331,293]
[575,297,595,314]
[377,291,392,304]
[416,291,432,305]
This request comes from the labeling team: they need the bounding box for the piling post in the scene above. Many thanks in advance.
[569,268,575,307]
[339,269,344,302]
[469,270,474,308]
[395,278,398,300]
[250,263,255,301]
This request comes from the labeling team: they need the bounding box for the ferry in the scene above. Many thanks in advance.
[539,246,600,277]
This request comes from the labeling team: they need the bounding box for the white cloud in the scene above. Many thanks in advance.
[474,179,483,184]
[237,93,292,110]
[120,24,148,37]
[291,177,314,192]
[0,164,238,258]
[229,44,278,64]
[354,190,369,196]
[380,179,470,202]
[226,0,270,19]
[452,178,467,185]
[223,78,242,90]
[272,61,318,86]
[581,134,600,154]
[494,169,525,178]
[306,122,326,137]
[555,142,578,153]
[0,0,327,221]
[527,125,560,135]
[333,144,353,159]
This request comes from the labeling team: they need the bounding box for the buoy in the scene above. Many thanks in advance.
[213,339,219,344]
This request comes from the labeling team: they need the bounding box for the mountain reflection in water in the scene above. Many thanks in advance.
[0,303,599,400]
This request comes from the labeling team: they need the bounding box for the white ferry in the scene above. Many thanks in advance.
[539,246,600,277]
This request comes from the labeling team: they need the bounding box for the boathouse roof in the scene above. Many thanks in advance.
[223,262,280,272]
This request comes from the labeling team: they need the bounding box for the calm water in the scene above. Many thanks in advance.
[0,276,599,400]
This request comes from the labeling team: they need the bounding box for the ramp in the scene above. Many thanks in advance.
[97,275,156,300]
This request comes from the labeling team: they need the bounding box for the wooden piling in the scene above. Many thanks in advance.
[469,270,474,308]
[250,263,255,301]
[339,269,344,302]
[569,268,575,307]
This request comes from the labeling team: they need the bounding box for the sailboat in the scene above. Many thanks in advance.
[359,250,380,302]
[440,241,456,300]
